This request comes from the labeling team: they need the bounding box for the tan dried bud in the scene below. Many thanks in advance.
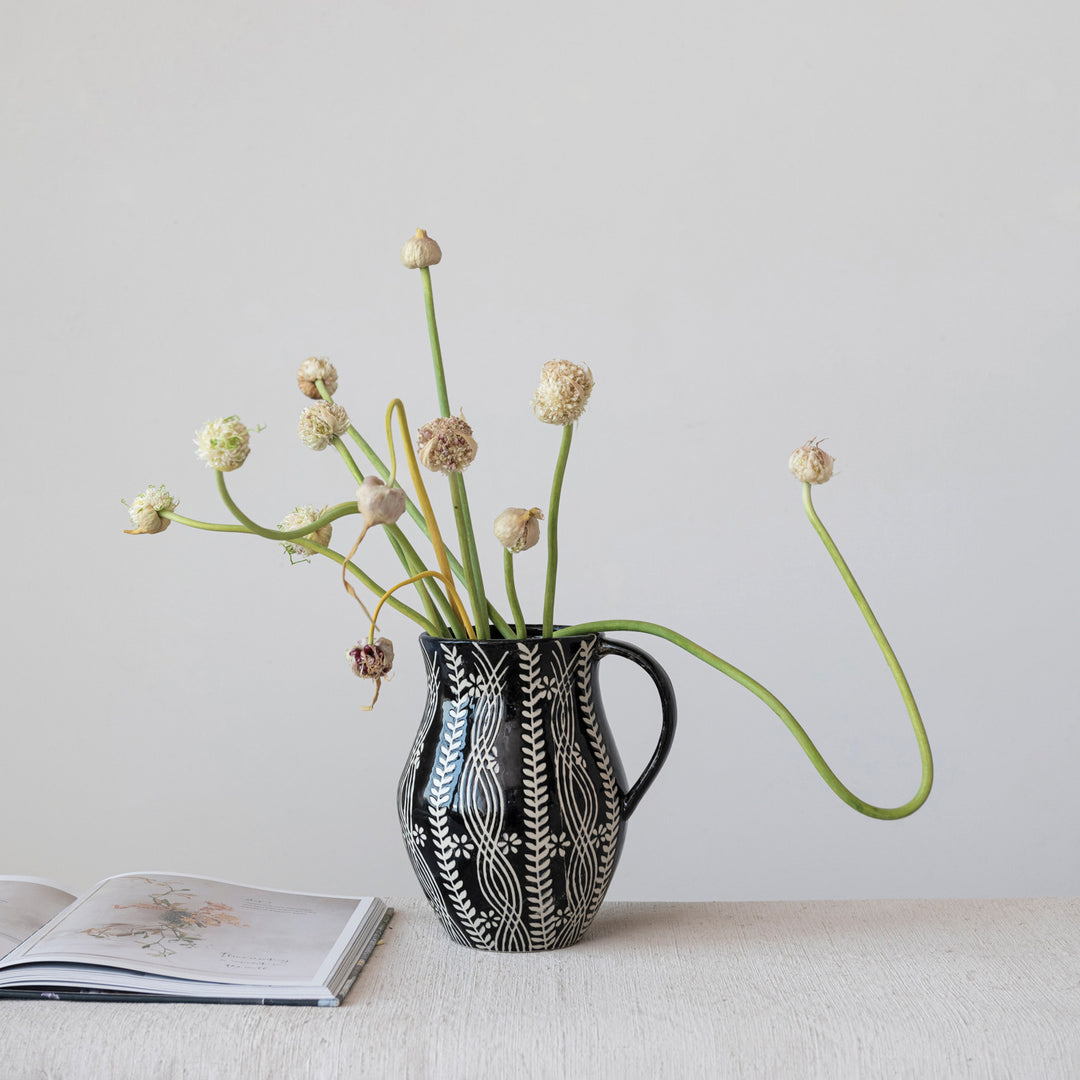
[417,415,478,474]
[789,439,835,484]
[493,507,544,553]
[532,359,595,425]
[400,228,442,269]
[297,356,339,398]
[356,476,407,528]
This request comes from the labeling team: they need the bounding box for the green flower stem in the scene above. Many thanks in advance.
[450,472,489,640]
[161,503,358,539]
[159,512,251,533]
[542,423,574,638]
[212,473,434,632]
[332,438,366,486]
[315,379,513,639]
[386,529,448,637]
[504,550,526,640]
[420,267,450,417]
[555,490,934,821]
[418,264,488,638]
[388,525,455,637]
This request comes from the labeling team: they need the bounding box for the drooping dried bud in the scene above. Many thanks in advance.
[493,507,544,553]
[297,401,350,450]
[417,415,478,474]
[297,356,339,399]
[278,505,333,557]
[400,228,442,269]
[356,476,407,528]
[348,637,395,709]
[788,439,835,484]
[532,359,594,425]
[195,416,250,472]
[124,484,178,535]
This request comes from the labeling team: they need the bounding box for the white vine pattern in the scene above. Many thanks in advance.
[401,637,626,951]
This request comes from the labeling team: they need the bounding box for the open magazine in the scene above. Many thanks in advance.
[0,872,391,1006]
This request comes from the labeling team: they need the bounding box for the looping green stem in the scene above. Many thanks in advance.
[213,472,434,632]
[555,485,933,821]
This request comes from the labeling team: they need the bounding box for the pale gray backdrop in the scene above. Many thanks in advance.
[2,0,1077,902]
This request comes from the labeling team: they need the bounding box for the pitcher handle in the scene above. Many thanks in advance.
[596,637,678,819]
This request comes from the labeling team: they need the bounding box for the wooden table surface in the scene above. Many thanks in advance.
[2,896,1078,1079]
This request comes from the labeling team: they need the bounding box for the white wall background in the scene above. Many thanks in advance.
[2,0,1077,902]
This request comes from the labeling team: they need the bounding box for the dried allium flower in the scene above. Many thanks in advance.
[195,416,250,472]
[416,415,478,474]
[532,359,594,425]
[789,439,835,484]
[297,401,350,450]
[356,476,407,528]
[278,504,332,556]
[347,637,395,709]
[400,228,442,269]
[124,484,178,535]
[493,507,544,553]
[296,356,338,399]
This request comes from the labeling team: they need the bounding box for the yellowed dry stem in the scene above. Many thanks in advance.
[385,399,474,638]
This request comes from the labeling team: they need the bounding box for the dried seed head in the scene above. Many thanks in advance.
[297,401,350,450]
[400,228,442,269]
[297,356,339,398]
[124,484,178,535]
[195,416,250,472]
[348,636,394,679]
[348,636,395,709]
[493,507,544,553]
[278,504,333,556]
[356,475,407,528]
[788,439,835,484]
[417,415,478,474]
[532,359,595,425]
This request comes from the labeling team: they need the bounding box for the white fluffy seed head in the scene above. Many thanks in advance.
[278,504,332,556]
[125,484,178,534]
[297,401,350,450]
[297,356,339,398]
[195,416,251,472]
[532,359,594,425]
[788,439,835,484]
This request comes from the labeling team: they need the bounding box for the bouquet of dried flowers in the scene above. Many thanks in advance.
[125,228,933,821]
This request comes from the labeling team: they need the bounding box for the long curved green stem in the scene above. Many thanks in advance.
[163,502,358,538]
[504,550,526,639]
[555,486,933,820]
[212,472,434,632]
[542,423,574,638]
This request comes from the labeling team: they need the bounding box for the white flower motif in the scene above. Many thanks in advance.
[194,416,250,472]
[449,833,475,860]
[297,401,350,450]
[410,824,427,850]
[477,910,501,932]
[497,832,522,855]
[545,831,571,859]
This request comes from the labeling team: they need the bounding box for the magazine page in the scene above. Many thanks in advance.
[0,878,77,959]
[3,873,374,987]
